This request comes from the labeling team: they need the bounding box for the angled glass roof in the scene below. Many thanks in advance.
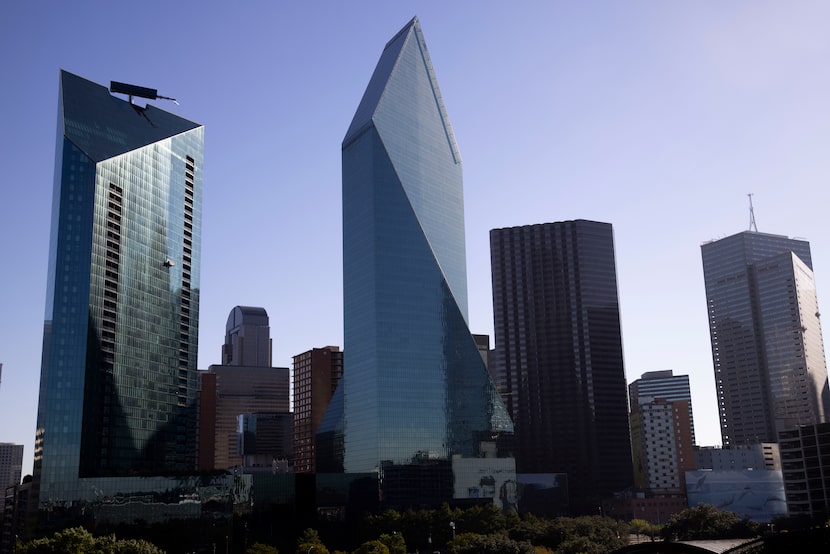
[60,70,201,162]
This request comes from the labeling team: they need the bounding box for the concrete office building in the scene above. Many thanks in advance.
[630,399,694,493]
[695,444,780,471]
[317,17,514,509]
[0,445,22,490]
[630,370,696,444]
[490,220,633,514]
[701,231,830,445]
[293,347,343,474]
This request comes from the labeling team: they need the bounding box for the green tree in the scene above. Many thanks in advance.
[377,533,405,554]
[247,543,280,554]
[447,532,535,554]
[431,503,463,545]
[19,527,96,553]
[557,535,606,554]
[19,527,165,554]
[630,518,650,539]
[456,504,509,536]
[107,537,166,554]
[661,504,759,540]
[508,513,550,545]
[351,540,389,554]
[645,522,663,541]
[297,528,329,554]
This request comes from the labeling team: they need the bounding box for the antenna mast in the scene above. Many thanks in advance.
[748,193,758,232]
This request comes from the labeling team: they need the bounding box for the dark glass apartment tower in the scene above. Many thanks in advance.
[490,220,633,514]
[318,17,514,509]
[701,231,830,446]
[34,71,203,505]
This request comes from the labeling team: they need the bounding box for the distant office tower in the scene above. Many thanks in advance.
[222,306,272,367]
[490,220,633,514]
[293,347,343,473]
[317,17,514,508]
[198,307,289,470]
[0,445,23,489]
[779,422,830,518]
[701,231,830,445]
[630,370,696,444]
[34,71,203,503]
[630,399,694,493]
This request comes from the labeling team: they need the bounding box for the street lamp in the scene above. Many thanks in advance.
[449,521,456,540]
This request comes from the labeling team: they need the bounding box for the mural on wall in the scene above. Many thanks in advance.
[685,470,787,522]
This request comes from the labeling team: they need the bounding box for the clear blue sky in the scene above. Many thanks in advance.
[3,1,830,477]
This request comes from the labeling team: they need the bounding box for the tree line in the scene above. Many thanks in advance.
[18,503,767,554]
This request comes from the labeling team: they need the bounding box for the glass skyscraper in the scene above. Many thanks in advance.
[318,17,514,509]
[489,220,634,515]
[33,71,205,518]
[701,231,830,445]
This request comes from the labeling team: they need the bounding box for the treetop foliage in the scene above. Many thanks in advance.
[18,526,165,554]
[661,504,759,541]
[246,543,280,554]
[447,532,535,554]
[351,539,389,554]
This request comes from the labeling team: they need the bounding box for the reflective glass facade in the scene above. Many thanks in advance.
[34,71,204,517]
[701,231,830,446]
[489,221,634,515]
[319,17,513,508]
[779,422,830,518]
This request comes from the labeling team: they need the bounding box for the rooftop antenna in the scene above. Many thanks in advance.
[109,81,179,105]
[748,193,758,232]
